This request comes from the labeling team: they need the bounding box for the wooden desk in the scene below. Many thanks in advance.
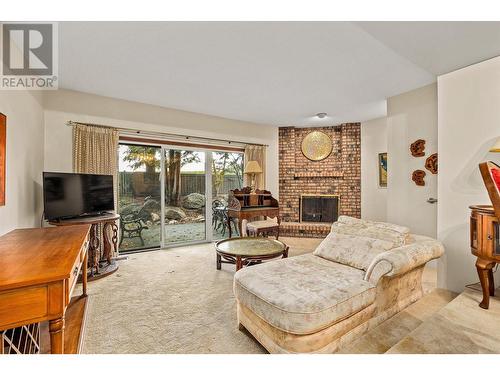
[226,189,280,238]
[0,225,90,354]
[470,205,500,309]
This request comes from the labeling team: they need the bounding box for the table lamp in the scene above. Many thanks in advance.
[244,161,262,193]
[490,137,500,153]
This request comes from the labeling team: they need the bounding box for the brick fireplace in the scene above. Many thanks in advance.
[279,124,361,237]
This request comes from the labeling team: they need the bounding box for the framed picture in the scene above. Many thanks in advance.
[0,113,5,205]
[378,152,387,188]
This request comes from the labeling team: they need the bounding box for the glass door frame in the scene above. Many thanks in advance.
[160,144,214,248]
[118,137,243,250]
[117,141,163,253]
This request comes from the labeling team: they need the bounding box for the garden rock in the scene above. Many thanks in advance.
[181,193,206,209]
[165,206,187,220]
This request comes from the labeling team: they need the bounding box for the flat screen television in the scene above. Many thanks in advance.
[43,172,114,221]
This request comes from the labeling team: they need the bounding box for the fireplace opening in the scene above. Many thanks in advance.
[300,195,339,223]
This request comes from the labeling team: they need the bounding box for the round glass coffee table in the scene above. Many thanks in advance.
[215,237,289,271]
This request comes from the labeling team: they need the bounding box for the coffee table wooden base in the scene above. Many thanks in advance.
[216,246,288,271]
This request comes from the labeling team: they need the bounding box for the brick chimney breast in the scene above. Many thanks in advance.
[278,124,361,237]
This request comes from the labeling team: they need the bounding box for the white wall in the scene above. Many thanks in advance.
[43,89,279,195]
[386,83,438,238]
[437,57,500,293]
[361,117,387,221]
[0,90,45,235]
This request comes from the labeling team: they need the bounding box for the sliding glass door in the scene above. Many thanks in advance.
[118,142,244,252]
[211,151,244,240]
[118,144,162,251]
[162,148,207,246]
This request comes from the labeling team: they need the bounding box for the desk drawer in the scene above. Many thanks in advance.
[0,287,47,329]
[66,243,86,304]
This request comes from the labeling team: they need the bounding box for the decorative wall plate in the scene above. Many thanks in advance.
[425,153,438,174]
[410,139,426,157]
[301,131,333,161]
[412,170,426,186]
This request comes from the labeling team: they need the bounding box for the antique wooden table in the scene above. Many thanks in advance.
[50,213,120,280]
[215,237,288,271]
[226,189,280,238]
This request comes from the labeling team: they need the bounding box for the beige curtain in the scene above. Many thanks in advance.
[73,124,119,178]
[243,145,266,189]
[73,123,119,255]
[242,145,267,235]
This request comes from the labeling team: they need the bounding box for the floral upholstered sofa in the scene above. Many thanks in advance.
[233,216,444,353]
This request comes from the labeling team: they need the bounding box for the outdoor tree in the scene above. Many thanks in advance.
[165,150,199,205]
[122,146,199,204]
[212,152,243,197]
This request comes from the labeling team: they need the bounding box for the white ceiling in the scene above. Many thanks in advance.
[58,22,500,127]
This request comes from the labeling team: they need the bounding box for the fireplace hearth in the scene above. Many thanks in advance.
[300,195,339,223]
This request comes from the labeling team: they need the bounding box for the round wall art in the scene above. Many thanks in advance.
[301,131,333,161]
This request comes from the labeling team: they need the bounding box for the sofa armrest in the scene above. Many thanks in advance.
[363,238,444,284]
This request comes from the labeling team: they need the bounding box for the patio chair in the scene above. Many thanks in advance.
[212,199,239,236]
[119,207,149,247]
[212,199,226,232]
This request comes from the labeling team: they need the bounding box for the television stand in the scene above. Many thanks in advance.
[49,213,120,281]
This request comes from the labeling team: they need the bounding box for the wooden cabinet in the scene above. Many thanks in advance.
[470,205,500,309]
[0,225,90,354]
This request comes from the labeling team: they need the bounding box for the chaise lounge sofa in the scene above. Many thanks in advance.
[233,216,444,353]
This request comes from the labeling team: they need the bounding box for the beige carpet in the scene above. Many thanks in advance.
[338,288,457,353]
[387,287,500,354]
[80,237,439,354]
[81,237,321,354]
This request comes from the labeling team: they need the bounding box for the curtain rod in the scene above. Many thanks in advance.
[66,121,269,148]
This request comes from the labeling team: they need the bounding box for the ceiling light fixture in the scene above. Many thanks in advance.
[316,112,327,119]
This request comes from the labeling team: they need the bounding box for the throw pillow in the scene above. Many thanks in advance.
[330,222,411,247]
[313,232,396,271]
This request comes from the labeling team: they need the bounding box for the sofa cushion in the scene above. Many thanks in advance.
[313,232,396,270]
[233,254,376,335]
[337,215,410,235]
[331,218,412,247]
[364,234,445,283]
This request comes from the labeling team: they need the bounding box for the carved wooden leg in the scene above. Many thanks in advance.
[476,258,495,309]
[111,223,118,255]
[103,221,119,264]
[488,268,495,296]
[88,224,100,276]
[103,222,111,264]
[216,253,222,270]
[283,246,289,259]
[236,256,243,271]
[49,317,65,354]
[82,249,88,297]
